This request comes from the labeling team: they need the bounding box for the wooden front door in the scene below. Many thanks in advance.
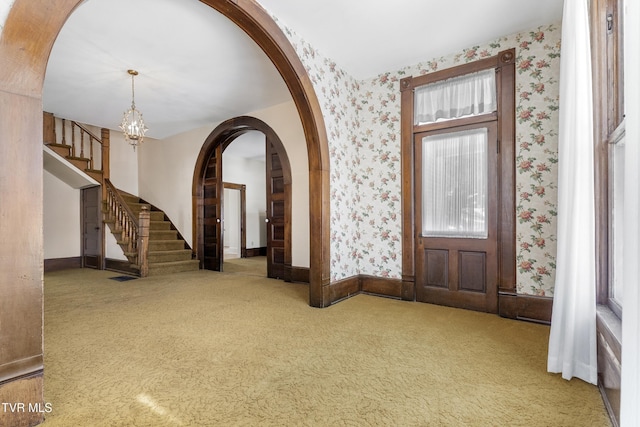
[266,140,288,279]
[81,185,102,269]
[414,122,499,313]
[202,144,223,271]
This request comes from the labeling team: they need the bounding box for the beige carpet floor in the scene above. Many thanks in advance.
[222,256,267,276]
[42,266,610,426]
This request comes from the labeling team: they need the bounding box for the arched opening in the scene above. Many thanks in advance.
[193,116,294,281]
[0,0,331,420]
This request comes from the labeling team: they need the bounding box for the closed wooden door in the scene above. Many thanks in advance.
[202,144,223,271]
[82,185,102,269]
[266,140,287,279]
[414,122,499,312]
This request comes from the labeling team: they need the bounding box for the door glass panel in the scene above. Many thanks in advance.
[422,128,488,238]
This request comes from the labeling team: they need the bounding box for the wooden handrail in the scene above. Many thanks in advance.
[103,179,150,277]
[104,179,139,227]
[46,112,105,173]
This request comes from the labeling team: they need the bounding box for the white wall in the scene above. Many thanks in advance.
[43,169,80,259]
[138,100,310,268]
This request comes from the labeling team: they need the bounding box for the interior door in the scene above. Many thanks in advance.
[81,185,102,269]
[415,121,499,312]
[203,144,223,271]
[266,140,287,279]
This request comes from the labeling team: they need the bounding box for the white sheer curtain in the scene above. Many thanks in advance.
[547,0,597,385]
[414,69,496,125]
[422,128,488,239]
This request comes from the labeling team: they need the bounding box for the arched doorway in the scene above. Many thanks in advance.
[193,116,293,281]
[0,0,331,421]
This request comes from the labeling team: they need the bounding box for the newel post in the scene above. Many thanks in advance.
[138,206,150,277]
[101,128,110,201]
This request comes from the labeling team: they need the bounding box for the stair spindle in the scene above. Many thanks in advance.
[71,124,76,157]
[61,118,66,147]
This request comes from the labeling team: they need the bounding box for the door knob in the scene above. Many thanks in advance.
[216,218,221,223]
[265,218,270,223]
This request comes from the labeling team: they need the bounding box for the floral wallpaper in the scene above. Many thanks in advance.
[275,17,562,296]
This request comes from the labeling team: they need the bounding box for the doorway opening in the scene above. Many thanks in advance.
[193,116,292,281]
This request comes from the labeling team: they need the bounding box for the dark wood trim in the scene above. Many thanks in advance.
[401,49,517,311]
[223,182,247,258]
[193,116,292,281]
[245,247,267,257]
[360,276,403,299]
[405,55,504,90]
[198,0,330,307]
[497,49,517,293]
[104,258,139,276]
[44,256,82,272]
[328,276,361,304]
[498,292,552,324]
[400,77,415,302]
[413,112,498,134]
[289,266,310,284]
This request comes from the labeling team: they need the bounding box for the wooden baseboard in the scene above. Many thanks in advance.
[361,275,403,298]
[245,247,267,257]
[289,266,310,283]
[104,258,139,276]
[44,256,82,272]
[328,276,360,304]
[498,293,552,324]
[324,279,553,324]
[327,275,403,305]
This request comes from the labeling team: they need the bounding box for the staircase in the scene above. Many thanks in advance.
[44,111,200,277]
[106,190,200,276]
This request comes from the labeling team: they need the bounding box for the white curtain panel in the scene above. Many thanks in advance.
[547,0,597,385]
[414,69,496,125]
[422,128,488,239]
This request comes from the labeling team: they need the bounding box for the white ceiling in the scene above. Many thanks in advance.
[42,0,564,145]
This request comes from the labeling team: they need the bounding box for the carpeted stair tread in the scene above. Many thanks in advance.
[149,239,187,251]
[148,249,193,263]
[147,259,200,276]
[104,187,199,277]
[150,221,172,230]
[149,230,178,240]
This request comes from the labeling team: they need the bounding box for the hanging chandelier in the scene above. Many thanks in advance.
[119,69,148,150]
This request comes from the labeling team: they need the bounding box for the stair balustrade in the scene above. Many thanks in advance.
[43,112,110,184]
[104,179,150,277]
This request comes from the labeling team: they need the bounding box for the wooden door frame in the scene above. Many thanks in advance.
[399,49,517,310]
[193,116,292,279]
[223,182,247,259]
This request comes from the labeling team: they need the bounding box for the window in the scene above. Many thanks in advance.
[592,0,625,315]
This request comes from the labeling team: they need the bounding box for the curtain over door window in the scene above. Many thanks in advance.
[422,128,488,239]
[414,69,497,125]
